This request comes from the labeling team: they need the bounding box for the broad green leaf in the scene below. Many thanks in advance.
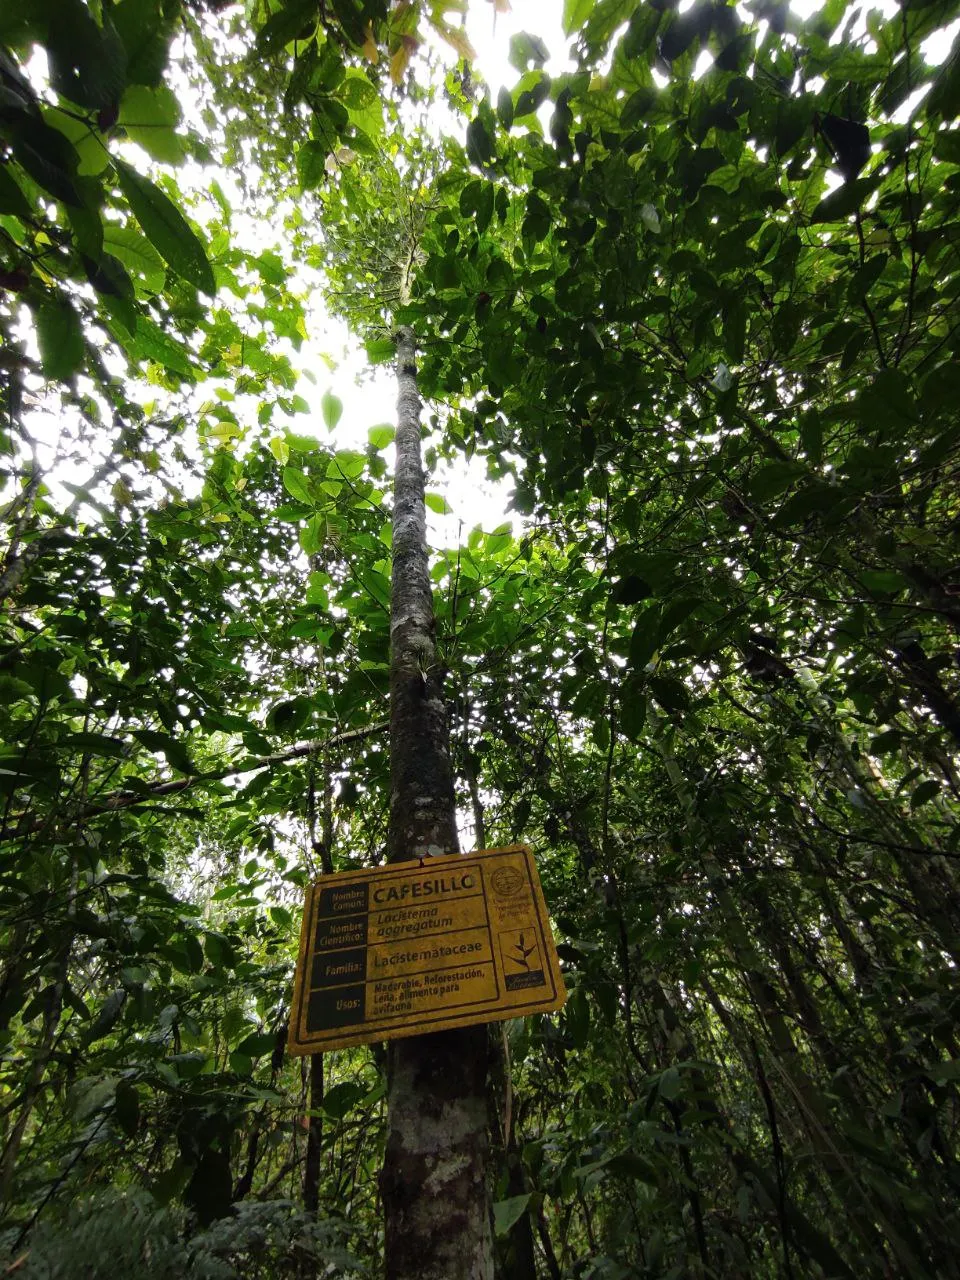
[118,84,184,165]
[425,492,451,515]
[204,930,237,969]
[267,696,312,734]
[297,139,327,191]
[485,523,512,554]
[269,436,290,465]
[509,32,549,70]
[368,424,395,449]
[43,106,110,175]
[322,391,343,429]
[860,569,907,595]
[114,1081,140,1137]
[323,1081,365,1119]
[563,0,594,34]
[365,337,396,363]
[910,780,940,809]
[496,86,514,129]
[0,166,30,216]
[809,178,878,223]
[286,432,321,452]
[282,467,315,504]
[466,115,495,167]
[129,315,197,377]
[103,224,167,292]
[749,462,806,501]
[114,159,216,295]
[34,300,84,381]
[47,3,127,109]
[132,729,193,774]
[566,986,590,1048]
[928,40,960,119]
[10,111,82,205]
[327,450,365,479]
[493,1195,532,1237]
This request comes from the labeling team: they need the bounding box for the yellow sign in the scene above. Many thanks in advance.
[287,845,566,1054]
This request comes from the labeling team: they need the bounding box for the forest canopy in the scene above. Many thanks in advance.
[1,0,960,1276]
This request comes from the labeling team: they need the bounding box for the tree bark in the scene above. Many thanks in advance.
[380,328,493,1280]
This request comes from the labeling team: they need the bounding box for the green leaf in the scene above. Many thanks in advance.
[475,182,495,235]
[113,0,171,87]
[322,391,343,429]
[566,985,590,1048]
[509,32,549,70]
[0,166,30,217]
[132,729,193,774]
[114,1081,140,1137]
[466,115,495,167]
[114,159,216,295]
[493,1194,532,1237]
[847,253,887,302]
[269,436,290,465]
[621,87,657,130]
[648,675,690,713]
[129,315,197,378]
[169,933,205,974]
[630,606,660,669]
[46,2,127,109]
[328,450,365,479]
[102,224,167,292]
[267,696,312,734]
[87,989,126,1042]
[234,1032,274,1059]
[809,178,877,223]
[204,930,237,969]
[657,1066,682,1101]
[286,432,321,452]
[11,111,83,205]
[118,84,184,165]
[496,86,514,129]
[860,569,907,595]
[256,0,318,54]
[365,337,396,363]
[282,467,315,504]
[749,462,806,501]
[68,198,104,261]
[297,139,327,191]
[607,1151,658,1184]
[485,523,512,554]
[369,425,395,449]
[928,40,960,119]
[522,192,551,244]
[34,301,84,381]
[42,106,110,176]
[620,678,647,741]
[910,780,940,809]
[562,0,594,35]
[425,492,451,515]
[300,515,325,555]
[323,1081,366,1119]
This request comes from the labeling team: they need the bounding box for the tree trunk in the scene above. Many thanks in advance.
[380,327,493,1280]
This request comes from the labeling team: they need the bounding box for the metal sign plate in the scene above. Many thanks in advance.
[287,845,566,1054]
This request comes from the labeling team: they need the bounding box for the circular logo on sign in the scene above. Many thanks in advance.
[491,866,525,897]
